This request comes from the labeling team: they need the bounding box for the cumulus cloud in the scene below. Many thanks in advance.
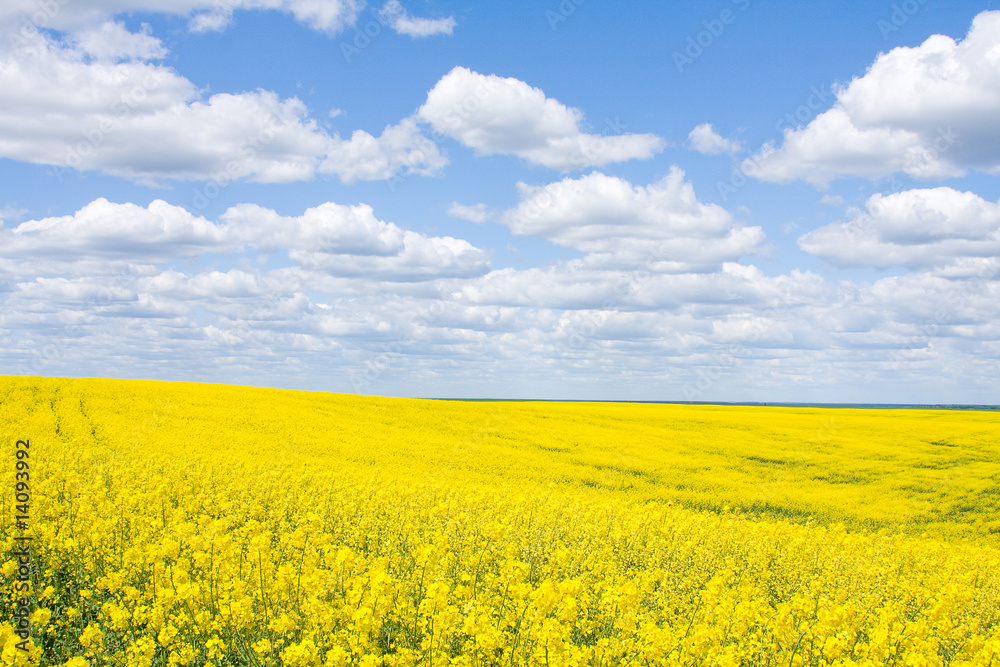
[1,196,997,400]
[0,198,228,264]
[0,0,455,39]
[417,67,665,170]
[446,258,999,401]
[501,169,764,271]
[0,0,363,35]
[799,187,1000,271]
[187,11,233,33]
[71,21,167,61]
[380,0,456,37]
[687,123,742,155]
[750,10,1000,186]
[456,262,781,311]
[319,117,446,183]
[0,31,444,184]
[0,207,28,223]
[222,202,491,281]
[0,198,489,283]
[447,202,494,224]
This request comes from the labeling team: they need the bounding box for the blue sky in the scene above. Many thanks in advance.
[1,0,998,402]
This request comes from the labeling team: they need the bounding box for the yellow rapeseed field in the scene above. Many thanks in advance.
[1,376,999,666]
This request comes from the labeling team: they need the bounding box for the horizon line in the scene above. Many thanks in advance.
[427,398,1000,410]
[4,375,996,411]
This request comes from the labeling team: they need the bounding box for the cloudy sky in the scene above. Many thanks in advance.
[1,0,998,403]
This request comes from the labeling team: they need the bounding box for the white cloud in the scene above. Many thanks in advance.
[0,198,227,264]
[0,0,363,35]
[749,109,961,186]
[447,202,494,224]
[0,31,444,184]
[445,259,999,403]
[0,0,456,43]
[222,202,404,256]
[799,187,1000,271]
[2,196,998,401]
[0,198,490,283]
[687,123,742,155]
[289,235,489,282]
[380,0,456,37]
[0,207,28,224]
[501,169,764,271]
[187,11,233,33]
[417,67,665,170]
[456,262,781,311]
[259,0,364,33]
[820,194,844,207]
[71,21,167,61]
[319,117,446,183]
[221,202,491,281]
[750,10,1000,186]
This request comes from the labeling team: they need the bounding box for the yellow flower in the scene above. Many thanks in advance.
[5,376,1000,667]
[205,637,226,659]
[30,608,52,626]
[79,623,104,649]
